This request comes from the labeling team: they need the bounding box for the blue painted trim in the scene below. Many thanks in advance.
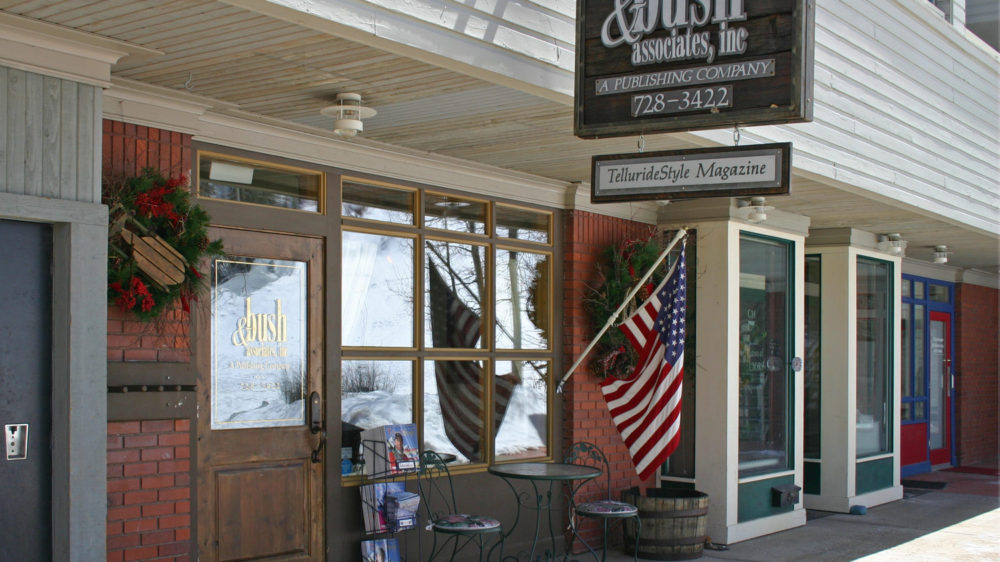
[901,461,931,478]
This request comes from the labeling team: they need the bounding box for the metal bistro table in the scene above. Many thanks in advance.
[488,462,602,561]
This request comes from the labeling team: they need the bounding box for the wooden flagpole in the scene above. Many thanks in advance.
[556,228,688,394]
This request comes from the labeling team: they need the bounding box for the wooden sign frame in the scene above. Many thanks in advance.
[591,143,791,203]
[575,1,815,138]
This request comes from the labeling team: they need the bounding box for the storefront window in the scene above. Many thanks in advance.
[342,180,554,470]
[495,249,550,350]
[342,231,414,347]
[738,235,793,477]
[804,255,821,459]
[198,153,322,212]
[856,258,893,457]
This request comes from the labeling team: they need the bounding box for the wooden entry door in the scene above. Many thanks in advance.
[197,228,325,561]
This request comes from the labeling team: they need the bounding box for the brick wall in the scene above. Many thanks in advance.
[955,283,999,467]
[105,120,195,562]
[107,420,192,562]
[562,210,658,549]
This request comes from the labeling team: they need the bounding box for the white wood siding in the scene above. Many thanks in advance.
[270,0,997,234]
[0,67,102,204]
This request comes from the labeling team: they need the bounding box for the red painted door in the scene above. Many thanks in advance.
[928,311,952,466]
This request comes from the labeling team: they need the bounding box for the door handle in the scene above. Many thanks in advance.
[309,391,323,434]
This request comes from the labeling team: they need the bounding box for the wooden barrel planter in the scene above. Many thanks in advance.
[622,487,709,560]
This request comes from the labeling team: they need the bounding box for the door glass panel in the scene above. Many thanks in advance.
[929,320,947,449]
[901,305,912,411]
[494,360,549,461]
[738,235,791,477]
[211,256,307,429]
[342,231,415,347]
[804,255,821,458]
[496,250,550,350]
[856,258,892,457]
[424,359,486,465]
[914,305,926,397]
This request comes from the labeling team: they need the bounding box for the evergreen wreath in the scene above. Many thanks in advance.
[104,168,223,321]
[584,232,666,379]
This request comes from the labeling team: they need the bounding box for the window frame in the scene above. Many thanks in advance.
[340,176,557,479]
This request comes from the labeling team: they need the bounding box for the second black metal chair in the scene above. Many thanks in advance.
[417,450,504,561]
[564,442,641,562]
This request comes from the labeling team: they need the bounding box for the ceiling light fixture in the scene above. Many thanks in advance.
[736,196,775,223]
[932,245,951,264]
[321,93,376,138]
[876,233,908,256]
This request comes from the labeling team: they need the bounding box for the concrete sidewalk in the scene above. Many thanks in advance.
[605,470,999,562]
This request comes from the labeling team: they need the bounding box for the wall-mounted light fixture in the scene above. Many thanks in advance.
[877,233,908,256]
[736,196,775,223]
[321,93,377,138]
[932,245,951,264]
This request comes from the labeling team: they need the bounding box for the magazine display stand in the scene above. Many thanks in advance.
[357,429,422,560]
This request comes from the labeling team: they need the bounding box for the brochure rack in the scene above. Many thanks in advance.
[357,438,423,561]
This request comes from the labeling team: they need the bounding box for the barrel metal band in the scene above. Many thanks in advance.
[638,506,708,518]
[638,535,707,547]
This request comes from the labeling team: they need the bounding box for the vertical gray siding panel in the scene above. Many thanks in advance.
[77,84,98,204]
[0,68,99,204]
[6,69,26,195]
[43,75,62,198]
[24,71,43,197]
[0,67,7,190]
[59,81,78,201]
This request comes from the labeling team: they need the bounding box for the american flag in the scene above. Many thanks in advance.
[601,243,686,480]
[428,263,519,461]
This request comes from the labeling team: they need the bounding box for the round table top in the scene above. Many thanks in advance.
[488,462,601,481]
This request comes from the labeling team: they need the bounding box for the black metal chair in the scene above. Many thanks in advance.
[418,451,504,561]
[564,442,640,562]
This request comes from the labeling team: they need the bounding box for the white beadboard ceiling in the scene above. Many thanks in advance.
[1,0,996,273]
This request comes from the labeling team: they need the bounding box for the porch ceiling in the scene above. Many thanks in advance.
[2,0,996,274]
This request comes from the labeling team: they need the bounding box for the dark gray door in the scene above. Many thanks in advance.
[0,219,52,560]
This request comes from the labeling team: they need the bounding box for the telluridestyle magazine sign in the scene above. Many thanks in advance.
[575,0,814,138]
[211,256,307,429]
[591,143,791,202]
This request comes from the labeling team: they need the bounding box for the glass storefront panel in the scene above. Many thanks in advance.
[914,304,926,401]
[425,240,487,350]
[342,231,415,347]
[493,360,549,461]
[738,235,792,477]
[342,180,415,224]
[424,192,487,234]
[496,204,550,243]
[495,249,550,350]
[856,258,893,457]
[199,153,322,211]
[901,305,912,420]
[424,359,486,465]
[928,284,950,303]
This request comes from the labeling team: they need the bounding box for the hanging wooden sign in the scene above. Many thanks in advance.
[575,0,815,138]
[591,143,791,202]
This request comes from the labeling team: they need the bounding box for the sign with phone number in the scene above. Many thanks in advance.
[632,85,733,116]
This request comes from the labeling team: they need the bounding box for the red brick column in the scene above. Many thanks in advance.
[954,283,999,467]
[105,120,195,562]
[561,210,658,549]
[107,420,192,562]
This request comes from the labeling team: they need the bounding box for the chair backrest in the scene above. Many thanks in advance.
[564,441,612,501]
[418,450,458,521]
